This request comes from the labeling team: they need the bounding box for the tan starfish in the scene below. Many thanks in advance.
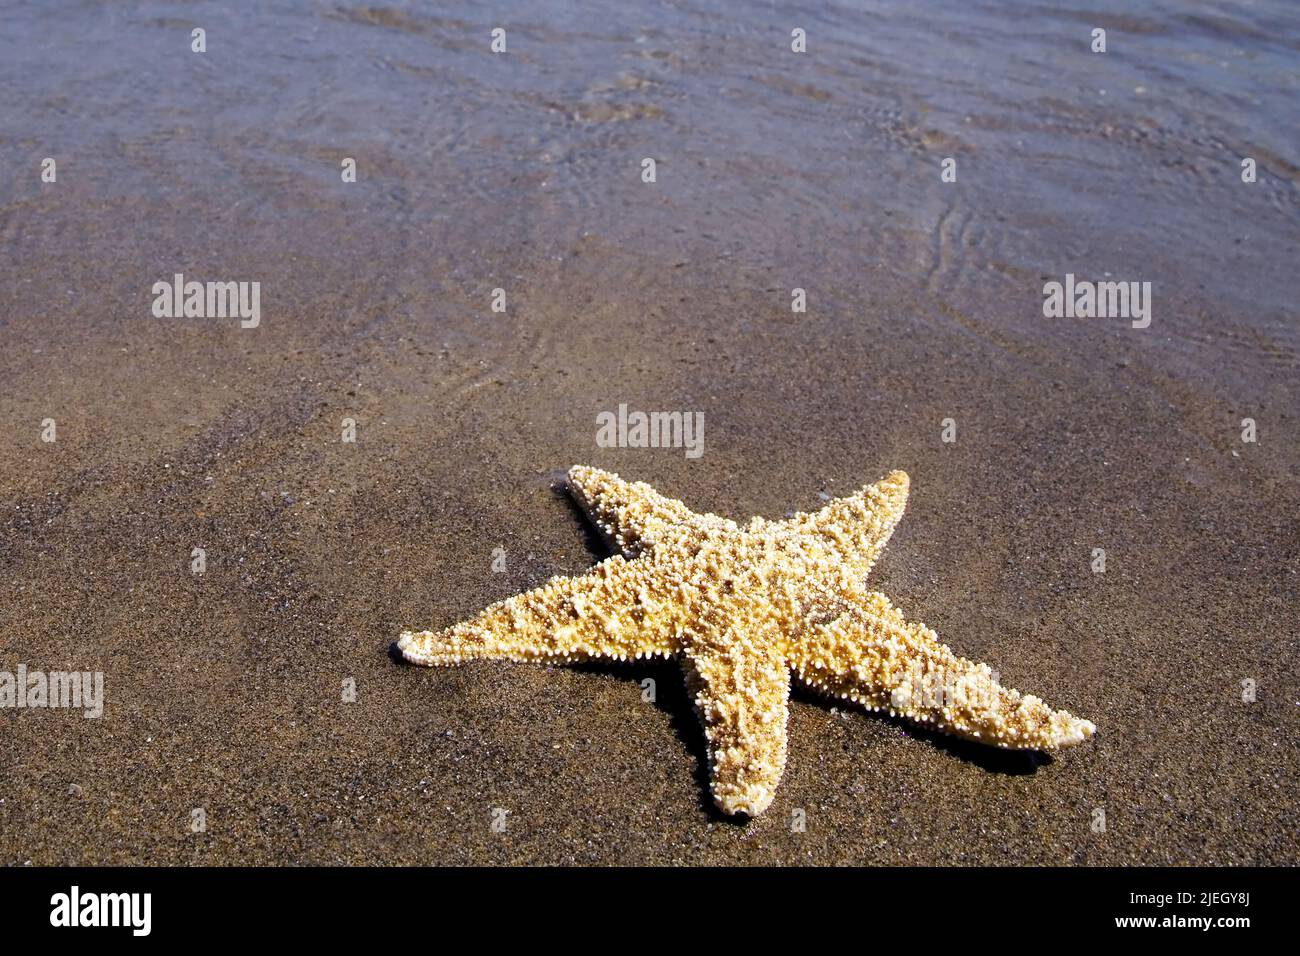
[398,466,1096,816]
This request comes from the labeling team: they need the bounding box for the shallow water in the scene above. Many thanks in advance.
[3,1,1296,350]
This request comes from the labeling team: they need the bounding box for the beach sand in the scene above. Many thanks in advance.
[1,0,1297,864]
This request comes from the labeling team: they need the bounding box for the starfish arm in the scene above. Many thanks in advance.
[762,471,910,580]
[567,465,737,557]
[788,591,1096,750]
[682,622,792,817]
[398,555,680,666]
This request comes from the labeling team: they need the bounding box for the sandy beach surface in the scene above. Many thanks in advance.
[1,0,1297,864]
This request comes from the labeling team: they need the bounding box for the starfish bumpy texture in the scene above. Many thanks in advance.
[398,466,1096,816]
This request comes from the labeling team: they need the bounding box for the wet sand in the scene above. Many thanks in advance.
[1,0,1297,864]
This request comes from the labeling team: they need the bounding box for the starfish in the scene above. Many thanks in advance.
[398,466,1096,816]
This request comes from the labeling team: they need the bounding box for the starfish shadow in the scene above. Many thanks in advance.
[568,657,726,821]
[553,479,613,555]
[789,684,1052,775]
[556,663,1046,829]
[390,647,1044,820]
